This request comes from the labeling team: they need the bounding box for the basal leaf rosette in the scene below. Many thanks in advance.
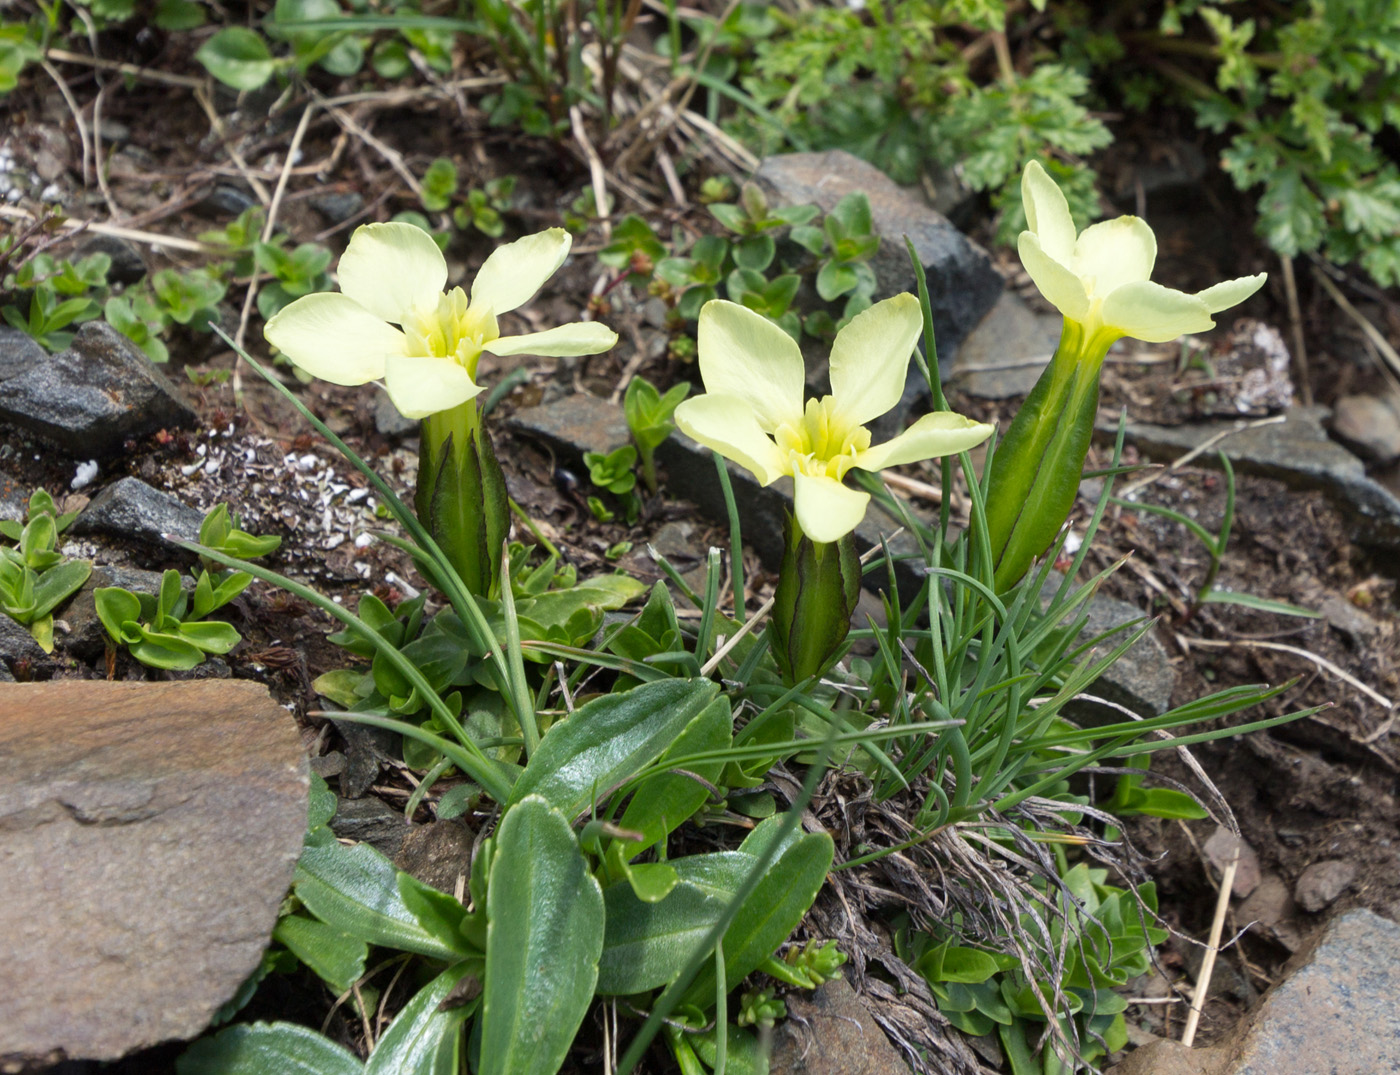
[673,296,993,545]
[264,222,617,418]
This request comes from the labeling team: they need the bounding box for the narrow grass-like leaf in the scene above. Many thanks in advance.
[364,963,479,1075]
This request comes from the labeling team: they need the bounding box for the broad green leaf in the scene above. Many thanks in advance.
[178,620,242,655]
[479,796,604,1075]
[395,871,476,956]
[312,668,370,708]
[295,840,459,960]
[93,587,141,642]
[177,1021,362,1075]
[597,879,726,994]
[507,678,720,818]
[196,28,278,92]
[272,914,367,995]
[129,624,205,670]
[615,695,731,858]
[680,816,834,1008]
[363,963,479,1075]
[30,559,90,619]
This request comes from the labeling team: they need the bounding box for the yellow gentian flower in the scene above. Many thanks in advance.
[674,296,993,544]
[1019,159,1266,356]
[264,223,617,418]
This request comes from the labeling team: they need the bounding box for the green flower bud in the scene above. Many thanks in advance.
[770,513,860,686]
[416,400,509,598]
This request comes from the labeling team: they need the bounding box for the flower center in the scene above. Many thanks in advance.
[402,287,499,375]
[773,396,871,481]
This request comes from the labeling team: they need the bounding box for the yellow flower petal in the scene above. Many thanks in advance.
[1195,273,1267,313]
[792,471,870,544]
[1072,216,1156,290]
[383,353,482,419]
[828,294,922,429]
[1100,280,1215,342]
[264,292,406,385]
[470,228,571,316]
[673,393,788,485]
[1022,160,1077,263]
[855,411,994,472]
[336,222,447,326]
[696,300,805,434]
[489,322,618,357]
[1018,233,1091,323]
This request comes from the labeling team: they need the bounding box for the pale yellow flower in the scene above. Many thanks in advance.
[265,223,616,419]
[674,296,992,544]
[1018,160,1266,349]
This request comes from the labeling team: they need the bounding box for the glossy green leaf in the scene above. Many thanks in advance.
[615,695,731,858]
[295,839,460,960]
[30,558,90,619]
[363,963,479,1075]
[507,678,720,818]
[177,1021,363,1075]
[196,28,278,91]
[597,879,726,994]
[272,914,367,995]
[680,816,834,1008]
[479,796,604,1075]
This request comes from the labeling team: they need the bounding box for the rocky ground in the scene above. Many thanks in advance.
[4,54,1400,1075]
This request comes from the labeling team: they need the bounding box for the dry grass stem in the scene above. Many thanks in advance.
[1181,839,1239,1047]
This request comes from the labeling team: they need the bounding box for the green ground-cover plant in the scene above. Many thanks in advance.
[419,159,519,238]
[0,488,90,652]
[624,374,691,496]
[602,187,882,345]
[94,505,280,671]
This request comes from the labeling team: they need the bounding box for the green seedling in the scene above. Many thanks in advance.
[1,250,112,352]
[0,489,91,652]
[453,176,517,238]
[598,215,668,284]
[623,375,690,495]
[94,505,279,671]
[253,240,334,320]
[564,183,615,234]
[584,445,640,525]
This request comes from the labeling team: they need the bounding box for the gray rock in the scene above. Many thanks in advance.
[333,717,400,800]
[0,610,46,668]
[771,977,911,1075]
[72,477,206,549]
[199,184,257,217]
[374,392,419,437]
[0,321,197,458]
[1332,392,1400,465]
[0,326,45,382]
[946,291,1059,399]
[755,150,1004,431]
[308,190,365,225]
[1293,858,1357,913]
[0,659,13,682]
[75,234,147,286]
[1043,575,1176,723]
[1225,908,1400,1074]
[1238,872,1304,952]
[0,680,306,1064]
[331,794,409,860]
[1103,407,1400,552]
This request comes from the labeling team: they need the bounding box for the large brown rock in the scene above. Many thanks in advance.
[0,680,307,1068]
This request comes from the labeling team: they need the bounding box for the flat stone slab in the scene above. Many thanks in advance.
[0,680,307,1066]
[71,476,206,549]
[1103,407,1400,551]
